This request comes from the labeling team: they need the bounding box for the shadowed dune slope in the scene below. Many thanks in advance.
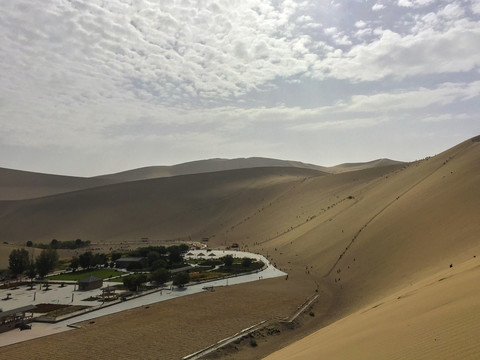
[0,167,325,245]
[0,157,400,200]
[0,167,118,200]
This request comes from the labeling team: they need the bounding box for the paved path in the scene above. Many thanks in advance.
[0,250,286,347]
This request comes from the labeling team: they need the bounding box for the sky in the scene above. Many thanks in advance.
[1,0,479,176]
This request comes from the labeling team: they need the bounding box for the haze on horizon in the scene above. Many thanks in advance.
[1,0,479,177]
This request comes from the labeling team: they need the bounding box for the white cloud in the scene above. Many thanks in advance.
[472,0,480,14]
[1,0,479,175]
[346,81,480,112]
[437,2,465,19]
[355,28,373,39]
[421,113,471,122]
[289,117,387,131]
[398,0,436,8]
[312,20,480,81]
[372,3,386,11]
[0,0,321,105]
[355,20,367,28]
[324,27,352,45]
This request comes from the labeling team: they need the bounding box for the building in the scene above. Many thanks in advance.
[77,275,103,291]
[115,257,148,269]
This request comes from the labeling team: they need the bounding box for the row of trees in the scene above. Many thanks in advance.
[220,255,252,268]
[69,252,108,271]
[9,248,59,279]
[122,270,189,291]
[126,244,190,272]
[28,238,91,250]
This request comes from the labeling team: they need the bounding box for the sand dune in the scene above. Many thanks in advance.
[0,157,400,201]
[95,157,403,183]
[0,136,478,359]
[265,256,480,360]
[328,158,404,173]
[0,167,118,200]
[0,167,325,246]
[95,157,329,182]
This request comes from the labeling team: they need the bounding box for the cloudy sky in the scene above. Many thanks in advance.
[1,0,479,176]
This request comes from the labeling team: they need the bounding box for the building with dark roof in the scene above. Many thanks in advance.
[115,257,147,269]
[77,275,103,291]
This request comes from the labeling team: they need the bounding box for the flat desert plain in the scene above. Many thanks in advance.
[0,136,479,359]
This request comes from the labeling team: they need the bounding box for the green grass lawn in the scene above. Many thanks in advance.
[47,268,125,281]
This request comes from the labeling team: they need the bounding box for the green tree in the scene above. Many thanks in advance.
[241,257,253,268]
[92,253,107,267]
[35,249,59,278]
[123,274,147,292]
[50,239,59,249]
[26,241,33,247]
[26,260,37,280]
[147,251,161,267]
[168,246,183,264]
[79,251,93,269]
[9,249,30,277]
[222,255,234,267]
[172,272,190,287]
[150,258,167,271]
[151,268,170,284]
[111,252,122,262]
[70,256,79,271]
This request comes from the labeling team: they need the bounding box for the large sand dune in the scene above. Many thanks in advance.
[0,167,118,200]
[0,157,399,201]
[0,167,325,245]
[265,256,480,360]
[0,136,478,359]
[95,157,329,182]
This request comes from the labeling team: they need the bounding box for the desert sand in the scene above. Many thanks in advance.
[265,256,480,360]
[0,136,479,359]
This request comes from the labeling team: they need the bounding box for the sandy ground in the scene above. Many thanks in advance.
[0,277,314,359]
[265,256,480,360]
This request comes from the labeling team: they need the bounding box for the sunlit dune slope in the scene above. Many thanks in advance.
[265,256,480,360]
[329,158,404,173]
[259,136,480,359]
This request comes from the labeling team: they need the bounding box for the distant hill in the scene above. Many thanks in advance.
[94,157,329,182]
[96,157,404,182]
[0,157,403,200]
[0,167,118,200]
